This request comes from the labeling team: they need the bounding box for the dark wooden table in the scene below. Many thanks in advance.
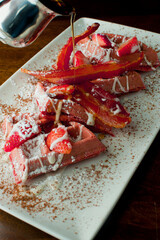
[0,1,160,239]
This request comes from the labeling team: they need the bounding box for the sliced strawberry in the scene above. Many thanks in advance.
[117,36,140,57]
[34,82,54,114]
[53,139,72,154]
[4,119,41,152]
[46,125,72,154]
[56,22,100,70]
[105,33,128,44]
[91,33,112,48]
[77,37,106,63]
[74,51,90,67]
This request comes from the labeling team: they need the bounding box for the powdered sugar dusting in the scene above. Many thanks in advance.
[8,119,39,140]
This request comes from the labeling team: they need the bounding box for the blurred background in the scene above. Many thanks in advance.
[67,0,160,32]
[69,0,160,16]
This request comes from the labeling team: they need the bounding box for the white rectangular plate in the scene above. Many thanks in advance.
[0,17,160,240]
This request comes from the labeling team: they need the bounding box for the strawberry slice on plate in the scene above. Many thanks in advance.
[77,37,106,63]
[91,33,112,48]
[74,50,90,67]
[46,125,72,154]
[56,22,100,70]
[4,119,41,152]
[34,82,54,114]
[117,36,140,57]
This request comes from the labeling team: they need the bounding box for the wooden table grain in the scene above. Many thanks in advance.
[0,1,160,239]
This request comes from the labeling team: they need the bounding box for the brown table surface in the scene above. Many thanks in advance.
[0,1,160,239]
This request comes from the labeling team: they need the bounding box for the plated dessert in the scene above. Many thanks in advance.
[0,17,160,240]
[2,22,160,185]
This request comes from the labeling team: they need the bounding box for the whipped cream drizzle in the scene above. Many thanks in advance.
[77,39,105,63]
[49,125,69,151]
[20,133,65,183]
[54,100,63,124]
[143,54,156,70]
[112,76,129,94]
[102,48,112,62]
[86,111,95,126]
[111,104,121,115]
[19,122,84,184]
